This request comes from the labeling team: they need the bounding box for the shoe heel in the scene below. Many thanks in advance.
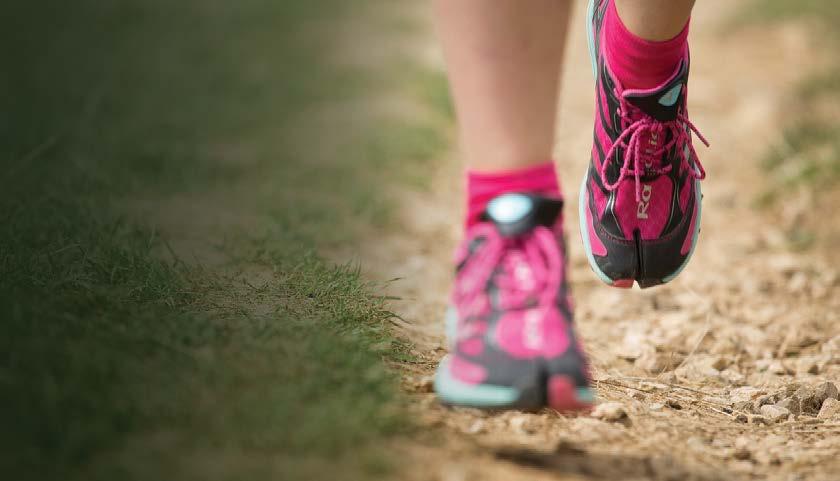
[547,375,595,413]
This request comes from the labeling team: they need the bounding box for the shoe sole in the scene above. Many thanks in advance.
[434,308,595,412]
[579,0,702,289]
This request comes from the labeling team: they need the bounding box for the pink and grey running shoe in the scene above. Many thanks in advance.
[435,193,594,411]
[580,0,709,288]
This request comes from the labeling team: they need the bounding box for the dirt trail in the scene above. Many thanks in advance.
[360,1,840,480]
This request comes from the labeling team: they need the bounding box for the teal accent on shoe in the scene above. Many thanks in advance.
[444,306,458,349]
[658,84,683,107]
[434,356,520,407]
[578,171,617,286]
[576,387,596,403]
[586,0,597,78]
[582,0,619,287]
[486,193,533,224]
[662,179,702,283]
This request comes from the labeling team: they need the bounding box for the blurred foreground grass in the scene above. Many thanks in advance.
[0,1,448,479]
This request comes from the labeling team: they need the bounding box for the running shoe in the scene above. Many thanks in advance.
[580,0,708,288]
[435,193,594,411]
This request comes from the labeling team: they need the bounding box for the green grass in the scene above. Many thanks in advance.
[0,1,446,479]
[738,0,840,205]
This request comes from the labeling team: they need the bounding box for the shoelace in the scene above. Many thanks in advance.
[455,223,562,319]
[600,93,709,202]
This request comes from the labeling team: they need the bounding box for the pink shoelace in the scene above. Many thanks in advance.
[455,223,562,320]
[600,93,709,202]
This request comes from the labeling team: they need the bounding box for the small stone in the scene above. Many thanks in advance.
[466,419,486,434]
[704,395,730,406]
[639,381,670,391]
[750,415,769,426]
[733,436,751,460]
[553,440,585,454]
[733,401,754,414]
[509,415,539,434]
[760,404,791,423]
[783,383,802,397]
[734,413,749,423]
[592,402,629,424]
[415,375,435,393]
[711,438,729,449]
[665,399,682,410]
[815,381,839,400]
[632,392,647,401]
[789,271,808,292]
[767,361,788,375]
[797,382,840,414]
[822,335,840,355]
[720,369,745,384]
[752,394,779,413]
[686,436,706,452]
[635,349,684,373]
[650,402,665,411]
[775,397,801,415]
[797,359,820,375]
[754,450,782,466]
[729,387,765,404]
[817,398,840,420]
[711,356,731,371]
[619,330,647,361]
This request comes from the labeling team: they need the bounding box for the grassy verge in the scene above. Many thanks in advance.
[0,1,445,479]
[737,1,840,204]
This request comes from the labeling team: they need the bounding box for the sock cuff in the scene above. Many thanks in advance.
[465,161,561,228]
[604,0,689,89]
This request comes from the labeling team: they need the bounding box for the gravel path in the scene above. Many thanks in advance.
[360,2,840,479]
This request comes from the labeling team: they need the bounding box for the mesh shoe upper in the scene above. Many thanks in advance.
[582,0,708,287]
[439,193,590,408]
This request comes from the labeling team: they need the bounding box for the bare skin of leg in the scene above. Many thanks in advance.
[433,0,571,172]
[615,0,696,41]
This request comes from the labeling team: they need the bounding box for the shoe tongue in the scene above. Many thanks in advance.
[483,193,563,238]
[622,60,687,122]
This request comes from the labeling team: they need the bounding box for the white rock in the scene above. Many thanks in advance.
[509,415,539,434]
[635,349,684,373]
[466,419,486,434]
[592,402,628,423]
[729,387,765,404]
[818,398,840,420]
[767,361,789,375]
[760,404,791,423]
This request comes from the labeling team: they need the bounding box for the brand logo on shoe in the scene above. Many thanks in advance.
[637,184,652,220]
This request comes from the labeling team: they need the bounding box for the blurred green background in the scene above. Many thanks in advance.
[0,1,448,480]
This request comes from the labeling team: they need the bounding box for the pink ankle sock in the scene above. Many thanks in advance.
[465,162,560,228]
[603,0,689,90]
